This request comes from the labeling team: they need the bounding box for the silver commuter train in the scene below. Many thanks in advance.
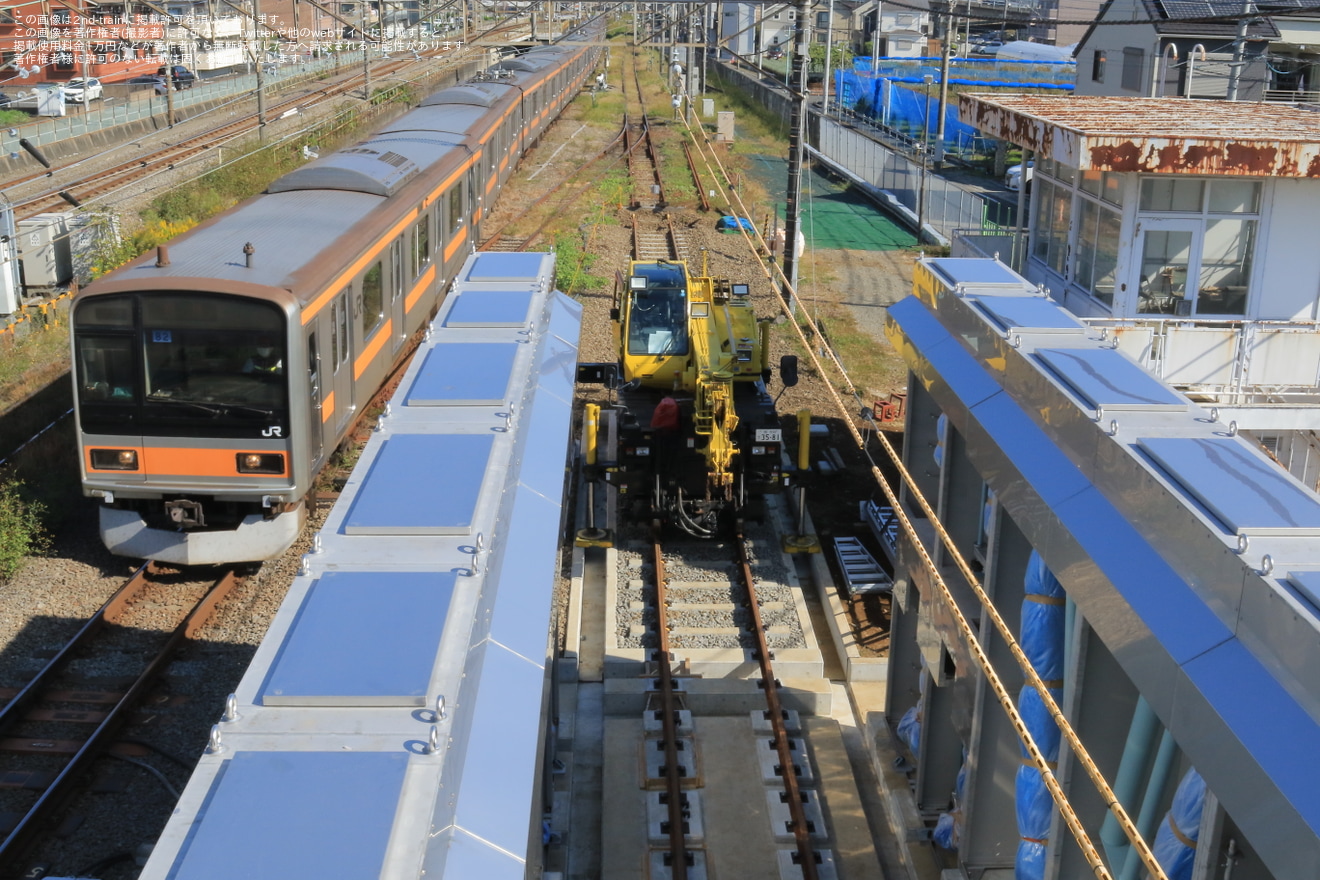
[137,250,581,879]
[70,32,599,564]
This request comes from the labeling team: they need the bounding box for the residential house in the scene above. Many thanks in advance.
[1076,0,1277,99]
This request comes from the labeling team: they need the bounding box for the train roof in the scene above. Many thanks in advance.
[93,189,380,294]
[269,129,470,198]
[419,81,515,108]
[137,252,583,880]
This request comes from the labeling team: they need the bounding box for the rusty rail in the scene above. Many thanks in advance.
[736,529,820,880]
[0,565,241,870]
[650,525,690,880]
[682,141,710,211]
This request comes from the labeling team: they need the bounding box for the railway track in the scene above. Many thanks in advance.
[631,214,689,262]
[10,21,528,220]
[0,562,239,873]
[606,511,828,878]
[624,50,666,210]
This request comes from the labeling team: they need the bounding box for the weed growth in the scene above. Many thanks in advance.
[0,481,50,580]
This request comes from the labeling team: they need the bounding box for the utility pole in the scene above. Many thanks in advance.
[1225,0,1251,101]
[782,0,810,310]
[254,0,267,132]
[361,0,371,100]
[935,3,951,168]
[822,0,834,114]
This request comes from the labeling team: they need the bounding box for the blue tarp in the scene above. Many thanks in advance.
[1016,551,1066,880]
[716,215,754,232]
[1153,769,1206,880]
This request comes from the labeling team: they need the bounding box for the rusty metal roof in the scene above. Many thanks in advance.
[961,93,1320,177]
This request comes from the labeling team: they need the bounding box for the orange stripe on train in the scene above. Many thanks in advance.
[85,446,289,478]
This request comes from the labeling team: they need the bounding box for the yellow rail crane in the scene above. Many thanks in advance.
[578,256,797,537]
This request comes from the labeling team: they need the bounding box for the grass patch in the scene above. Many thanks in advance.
[0,480,51,580]
[553,231,608,296]
[0,326,71,405]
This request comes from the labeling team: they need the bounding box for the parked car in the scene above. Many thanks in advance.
[127,75,170,95]
[157,65,196,90]
[63,77,103,102]
[766,46,784,60]
[0,92,13,110]
[1006,160,1034,192]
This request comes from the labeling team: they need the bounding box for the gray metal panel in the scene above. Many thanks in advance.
[454,646,544,854]
[443,290,535,328]
[166,751,407,879]
[490,487,557,660]
[344,434,493,535]
[260,571,454,706]
[971,296,1088,334]
[1287,571,1320,616]
[888,298,1002,416]
[405,343,518,406]
[1035,348,1187,412]
[432,827,524,877]
[928,258,1035,290]
[1138,437,1320,536]
[465,252,545,283]
[548,289,585,346]
[1173,638,1320,879]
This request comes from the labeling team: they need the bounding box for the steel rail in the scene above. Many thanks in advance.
[650,525,690,880]
[735,528,820,880]
[0,566,241,870]
[682,141,711,212]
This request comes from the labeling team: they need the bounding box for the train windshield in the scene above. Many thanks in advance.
[74,293,289,438]
[627,263,689,357]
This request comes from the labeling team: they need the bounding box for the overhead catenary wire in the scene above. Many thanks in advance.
[671,49,1172,880]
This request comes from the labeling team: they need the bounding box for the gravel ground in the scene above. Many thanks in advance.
[613,515,805,652]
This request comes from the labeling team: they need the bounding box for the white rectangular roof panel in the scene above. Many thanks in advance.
[1139,436,1320,536]
[1036,348,1187,412]
[929,258,1035,290]
[260,571,455,706]
[166,751,407,879]
[464,252,545,282]
[405,342,519,406]
[442,290,535,328]
[972,296,1088,334]
[344,434,493,535]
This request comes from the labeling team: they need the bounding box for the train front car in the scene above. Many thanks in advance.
[73,275,306,565]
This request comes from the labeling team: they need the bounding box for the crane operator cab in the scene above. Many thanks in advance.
[626,262,689,361]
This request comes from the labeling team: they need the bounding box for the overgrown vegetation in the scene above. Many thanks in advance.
[553,231,608,295]
[0,481,50,580]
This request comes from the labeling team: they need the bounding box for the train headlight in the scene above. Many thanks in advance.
[91,449,138,470]
[751,445,766,456]
[237,453,285,475]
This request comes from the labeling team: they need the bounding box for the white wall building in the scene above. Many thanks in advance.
[957,92,1320,485]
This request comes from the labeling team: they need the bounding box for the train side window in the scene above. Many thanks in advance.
[411,214,431,277]
[362,262,383,336]
[333,291,349,367]
[390,238,404,302]
[449,185,463,234]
